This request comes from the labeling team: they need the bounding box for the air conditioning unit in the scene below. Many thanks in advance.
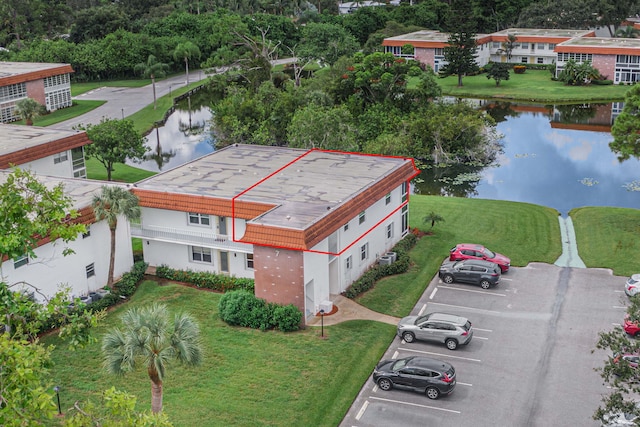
[319,301,333,313]
[385,252,397,263]
[378,255,393,265]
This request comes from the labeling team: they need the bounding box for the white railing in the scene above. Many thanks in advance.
[130,223,252,253]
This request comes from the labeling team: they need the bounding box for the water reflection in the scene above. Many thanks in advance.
[130,97,215,172]
[416,101,640,214]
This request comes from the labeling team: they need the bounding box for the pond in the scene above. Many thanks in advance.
[132,98,640,214]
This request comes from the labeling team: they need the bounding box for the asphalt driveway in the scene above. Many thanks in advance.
[341,263,626,427]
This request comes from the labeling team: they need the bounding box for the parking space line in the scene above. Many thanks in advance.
[613,306,627,309]
[458,382,473,387]
[355,400,369,420]
[419,304,427,315]
[427,302,501,315]
[501,278,513,281]
[474,336,488,340]
[399,347,482,362]
[430,288,438,299]
[612,323,621,326]
[369,396,461,414]
[392,351,399,359]
[474,327,493,332]
[437,285,506,297]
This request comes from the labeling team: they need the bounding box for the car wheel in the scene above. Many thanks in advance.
[480,280,491,289]
[635,331,640,338]
[443,274,454,284]
[425,387,440,400]
[402,332,416,343]
[378,378,393,391]
[445,338,458,350]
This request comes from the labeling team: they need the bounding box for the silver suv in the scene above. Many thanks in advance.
[397,312,473,350]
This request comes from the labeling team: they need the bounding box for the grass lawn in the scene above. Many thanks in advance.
[11,100,106,127]
[437,69,630,103]
[570,206,640,276]
[357,195,562,316]
[71,77,180,96]
[46,281,395,427]
[85,157,155,182]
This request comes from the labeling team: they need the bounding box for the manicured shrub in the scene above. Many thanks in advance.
[513,65,526,74]
[155,265,254,292]
[218,290,301,332]
[272,305,302,332]
[591,79,613,85]
[115,261,148,297]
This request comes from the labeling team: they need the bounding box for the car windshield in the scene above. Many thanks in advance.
[482,248,496,258]
[630,277,640,285]
[392,359,409,371]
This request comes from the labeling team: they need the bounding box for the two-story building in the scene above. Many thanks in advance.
[0,62,74,123]
[2,173,134,301]
[131,144,419,322]
[0,124,89,178]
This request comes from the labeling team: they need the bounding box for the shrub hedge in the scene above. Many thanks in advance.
[86,261,148,312]
[155,265,255,293]
[342,234,418,299]
[218,290,302,332]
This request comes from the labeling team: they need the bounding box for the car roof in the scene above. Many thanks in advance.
[455,243,485,250]
[407,356,452,371]
[455,259,499,268]
[426,312,469,325]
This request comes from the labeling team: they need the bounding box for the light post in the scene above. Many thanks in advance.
[169,84,172,98]
[319,309,325,338]
[54,386,62,415]
[121,108,124,120]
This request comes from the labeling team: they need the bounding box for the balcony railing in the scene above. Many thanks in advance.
[130,223,252,253]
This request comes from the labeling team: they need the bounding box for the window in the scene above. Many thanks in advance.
[246,253,254,269]
[344,223,349,232]
[360,243,368,261]
[220,251,229,272]
[537,57,544,64]
[492,42,500,48]
[346,255,352,269]
[386,223,394,239]
[401,181,408,202]
[520,42,529,49]
[14,254,28,269]
[521,57,528,63]
[359,211,366,225]
[385,193,391,205]
[86,263,95,278]
[188,212,210,226]
[82,226,91,238]
[401,205,408,235]
[191,246,212,263]
[548,43,555,50]
[53,151,68,164]
[537,43,545,50]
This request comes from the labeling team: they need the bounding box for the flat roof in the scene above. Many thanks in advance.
[135,144,413,229]
[491,28,593,38]
[558,36,640,48]
[0,124,86,156]
[0,61,71,79]
[384,30,451,43]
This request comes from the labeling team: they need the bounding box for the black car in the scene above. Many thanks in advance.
[372,356,456,400]
[438,259,501,289]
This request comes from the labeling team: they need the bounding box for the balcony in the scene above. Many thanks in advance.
[130,223,252,253]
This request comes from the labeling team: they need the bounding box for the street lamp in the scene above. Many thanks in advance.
[319,309,325,338]
[169,84,172,98]
[53,386,62,415]
[121,108,124,120]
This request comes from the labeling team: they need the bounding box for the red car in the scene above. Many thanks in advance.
[624,315,640,337]
[449,244,511,273]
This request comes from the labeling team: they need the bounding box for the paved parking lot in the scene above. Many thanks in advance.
[340,263,628,427]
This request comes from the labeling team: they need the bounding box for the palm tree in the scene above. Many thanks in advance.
[134,55,169,110]
[102,303,203,414]
[615,26,640,38]
[423,212,445,229]
[173,41,201,86]
[91,186,140,291]
[14,97,45,125]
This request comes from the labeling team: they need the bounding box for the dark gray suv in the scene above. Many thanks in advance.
[438,259,501,289]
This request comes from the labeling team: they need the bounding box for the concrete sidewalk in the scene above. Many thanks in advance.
[306,295,400,327]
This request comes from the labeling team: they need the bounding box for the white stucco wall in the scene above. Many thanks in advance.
[2,217,133,302]
[18,151,75,178]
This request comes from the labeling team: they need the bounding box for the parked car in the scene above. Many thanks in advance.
[439,259,501,289]
[613,352,640,369]
[623,315,640,337]
[625,274,640,297]
[397,312,473,350]
[373,356,456,400]
[449,243,511,273]
[601,411,638,427]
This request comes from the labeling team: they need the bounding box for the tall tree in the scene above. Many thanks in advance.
[497,34,517,61]
[102,304,203,414]
[173,41,201,86]
[486,62,511,86]
[610,84,640,162]
[297,22,359,68]
[14,97,45,125]
[134,55,170,110]
[91,186,140,290]
[440,0,479,87]
[615,26,640,38]
[78,118,148,181]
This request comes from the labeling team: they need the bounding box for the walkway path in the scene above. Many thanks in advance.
[554,215,586,268]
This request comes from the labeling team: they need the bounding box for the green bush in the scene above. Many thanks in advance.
[342,234,418,299]
[218,290,301,332]
[591,79,613,85]
[115,261,148,297]
[155,265,254,293]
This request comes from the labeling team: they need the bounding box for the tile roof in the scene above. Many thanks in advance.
[0,62,74,86]
[0,125,91,168]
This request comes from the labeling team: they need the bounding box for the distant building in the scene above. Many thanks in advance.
[338,0,400,14]
[0,62,74,123]
[131,144,419,323]
[0,124,88,178]
[382,28,640,84]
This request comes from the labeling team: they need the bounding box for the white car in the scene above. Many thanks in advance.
[625,274,640,297]
[602,410,638,426]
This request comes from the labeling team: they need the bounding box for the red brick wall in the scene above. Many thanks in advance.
[253,246,305,314]
[25,79,46,107]
[591,54,616,81]
[415,48,435,69]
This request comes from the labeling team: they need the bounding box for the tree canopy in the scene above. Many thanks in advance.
[610,84,640,162]
[440,0,479,87]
